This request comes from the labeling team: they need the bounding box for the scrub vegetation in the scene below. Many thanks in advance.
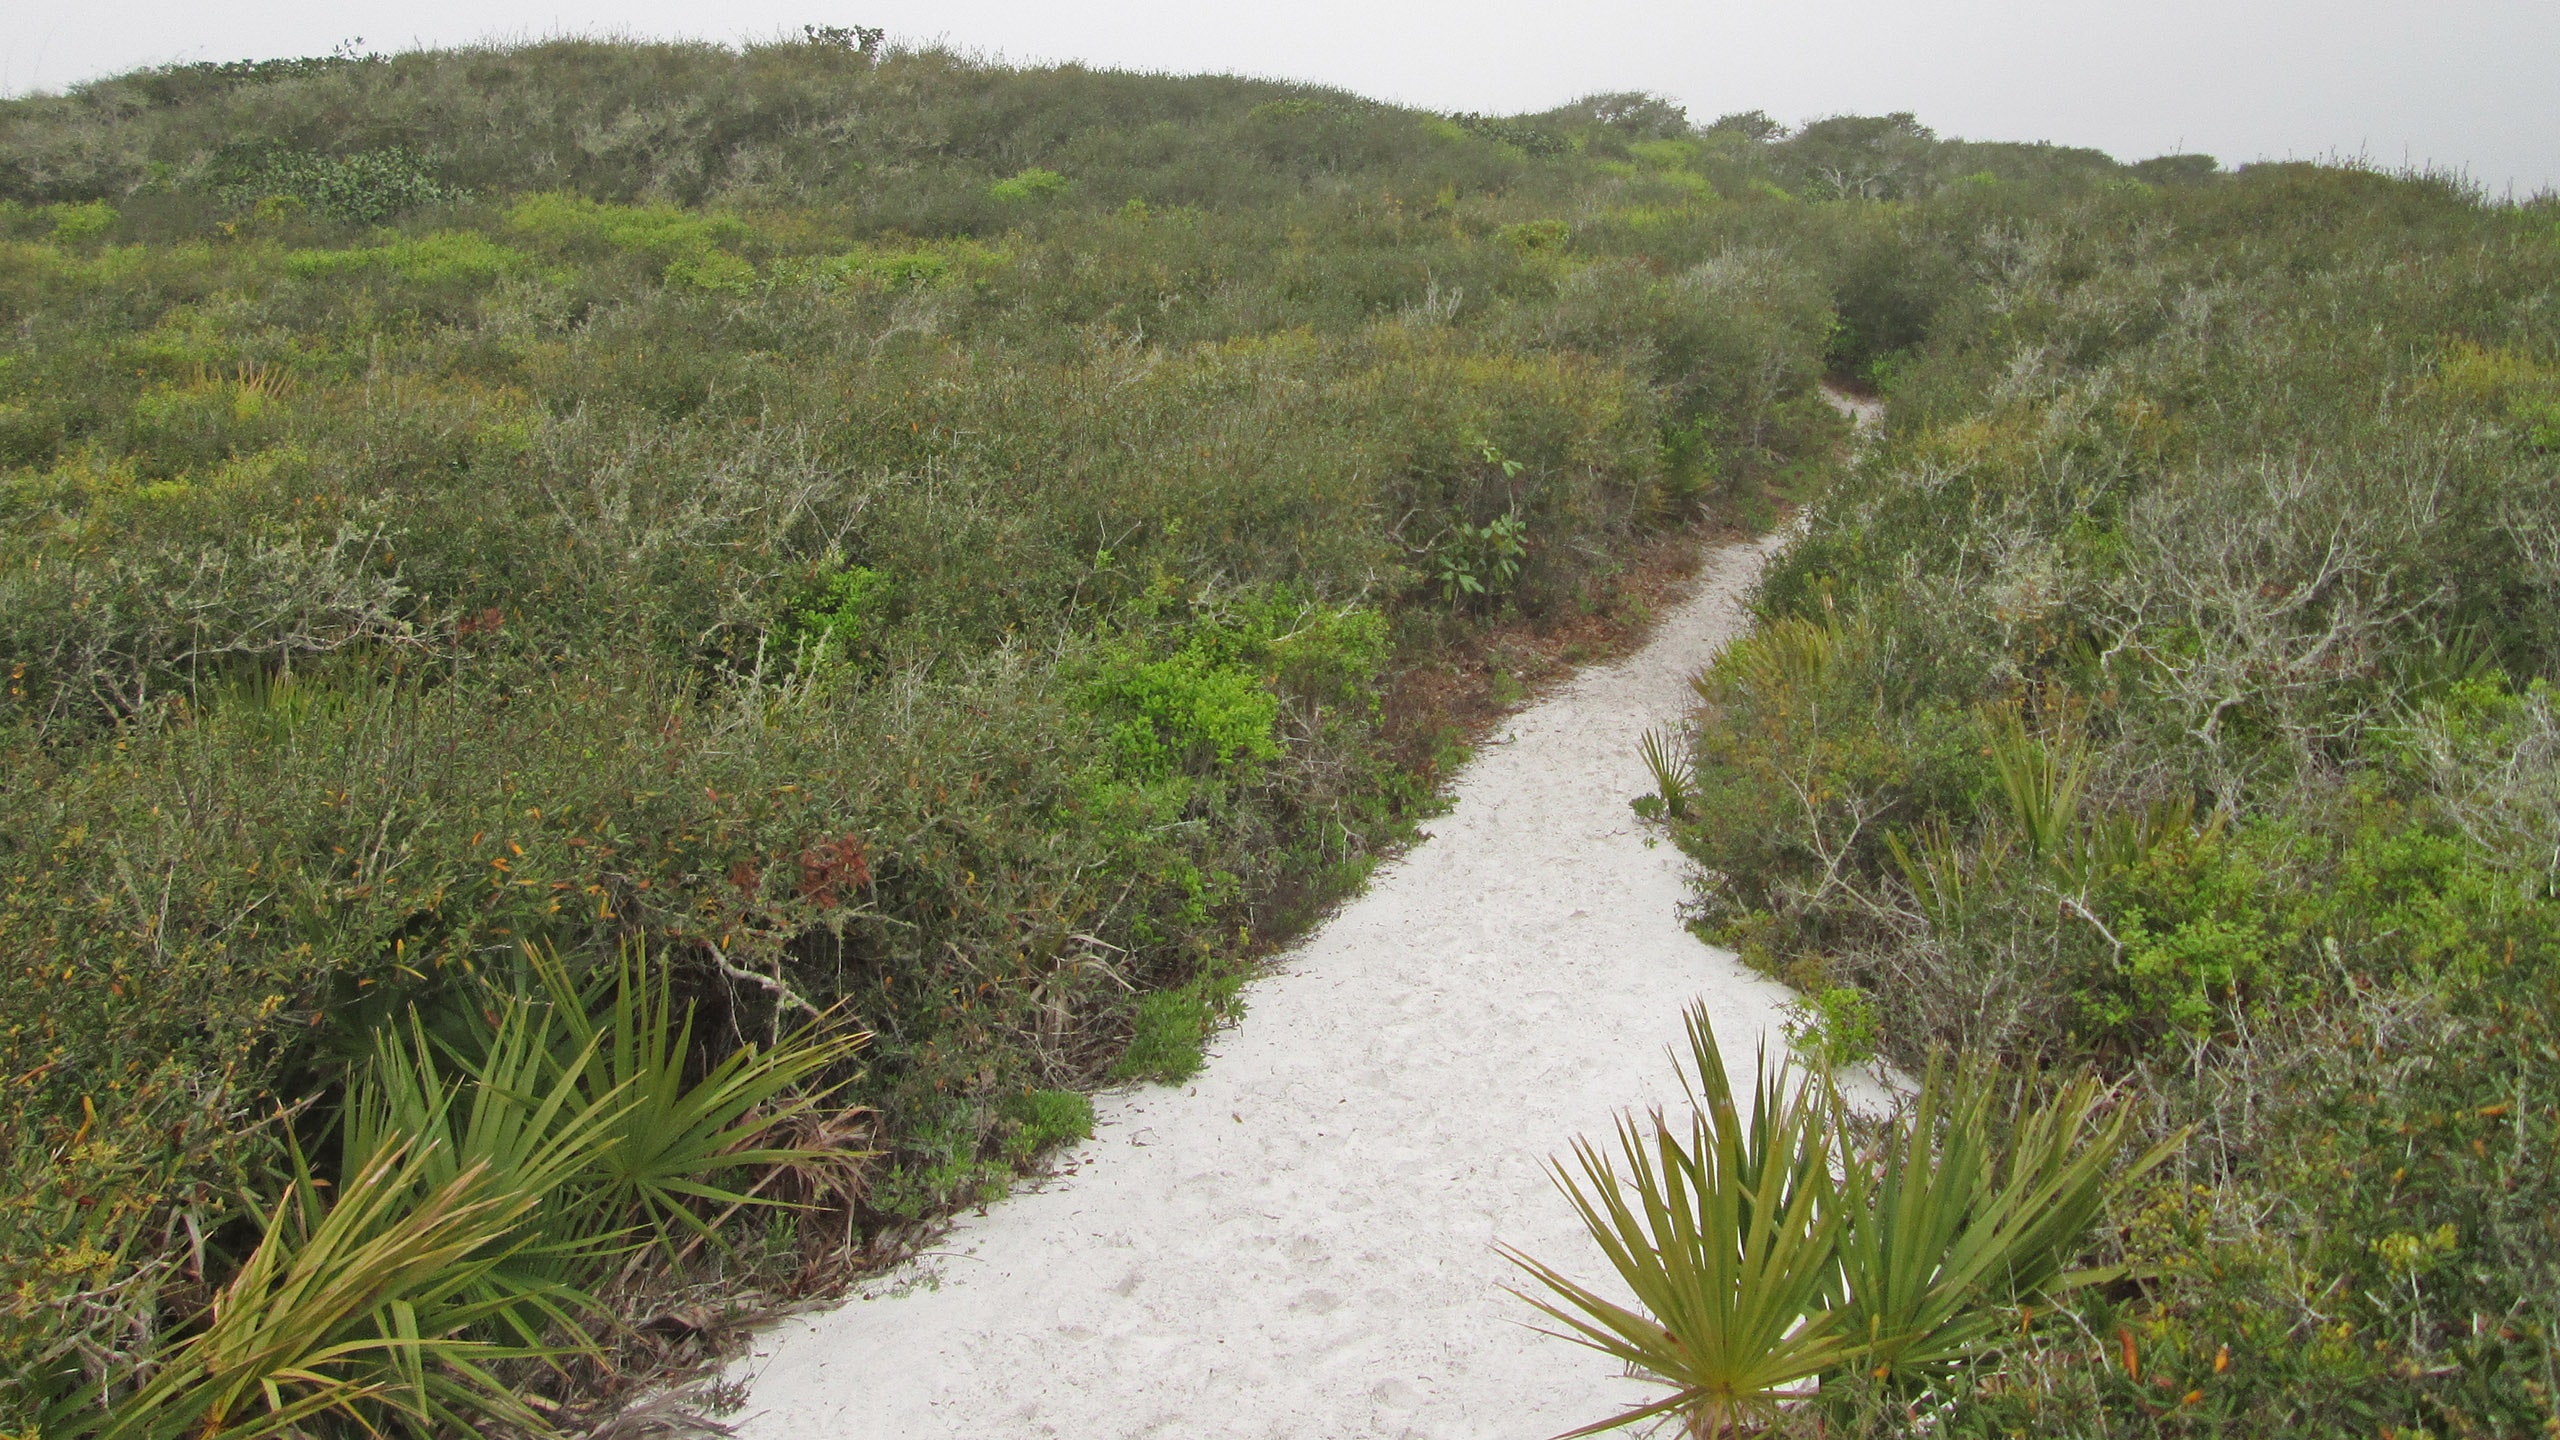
[1664,151,2560,1433]
[1,25,2544,1438]
[0,34,1877,1431]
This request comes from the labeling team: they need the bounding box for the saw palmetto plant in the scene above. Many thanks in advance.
[1827,1054,2179,1396]
[41,944,870,1440]
[1503,1008,1848,1437]
[529,943,871,1256]
[52,1142,547,1440]
[1510,1006,2173,1435]
[1638,727,1698,822]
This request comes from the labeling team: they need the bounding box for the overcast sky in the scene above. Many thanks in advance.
[4,0,2553,196]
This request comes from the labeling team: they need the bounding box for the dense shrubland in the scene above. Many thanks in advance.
[8,27,2529,1437]
[0,35,1914,1431]
[1673,166,2560,1432]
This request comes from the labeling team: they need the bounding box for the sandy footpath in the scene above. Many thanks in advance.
[730,535,1806,1439]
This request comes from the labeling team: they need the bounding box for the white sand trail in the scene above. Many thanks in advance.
[731,536,1805,1439]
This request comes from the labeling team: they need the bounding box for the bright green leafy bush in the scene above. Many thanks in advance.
[504,193,754,257]
[785,564,896,667]
[999,1088,1095,1164]
[284,232,536,285]
[1781,984,1879,1069]
[45,200,115,241]
[987,167,1069,203]
[1096,648,1280,770]
[505,193,758,289]
[1108,968,1245,1085]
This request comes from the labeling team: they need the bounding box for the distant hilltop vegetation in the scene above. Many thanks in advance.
[1,35,2217,222]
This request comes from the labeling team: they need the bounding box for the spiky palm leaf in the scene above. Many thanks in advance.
[1638,727,1696,821]
[530,943,871,1253]
[1503,1007,1849,1438]
[73,1142,546,1440]
[342,989,634,1352]
[1827,1056,2180,1392]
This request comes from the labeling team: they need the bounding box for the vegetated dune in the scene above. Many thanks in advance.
[1670,171,2560,1430]
[733,537,1811,1438]
[8,29,2555,1440]
[6,45,1880,1423]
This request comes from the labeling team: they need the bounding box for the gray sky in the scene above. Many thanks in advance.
[5,0,2554,196]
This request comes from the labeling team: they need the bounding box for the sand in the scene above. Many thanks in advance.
[729,534,1810,1440]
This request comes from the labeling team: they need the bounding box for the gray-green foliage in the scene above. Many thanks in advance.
[215,147,466,225]
[1678,163,2560,1431]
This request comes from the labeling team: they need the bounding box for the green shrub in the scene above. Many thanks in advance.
[1781,984,1879,1069]
[44,200,115,242]
[786,564,897,665]
[1432,511,1527,611]
[1494,219,1568,252]
[1448,113,1569,157]
[504,193,754,257]
[283,231,535,284]
[1109,968,1243,1085]
[218,147,463,224]
[1094,649,1279,771]
[504,193,757,288]
[1000,1088,1096,1164]
[2086,822,2287,1040]
[987,167,1069,203]
[804,239,1004,291]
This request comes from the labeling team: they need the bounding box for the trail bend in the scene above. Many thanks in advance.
[732,535,1806,1439]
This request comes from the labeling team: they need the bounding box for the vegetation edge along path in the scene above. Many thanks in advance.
[722,537,1816,1436]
